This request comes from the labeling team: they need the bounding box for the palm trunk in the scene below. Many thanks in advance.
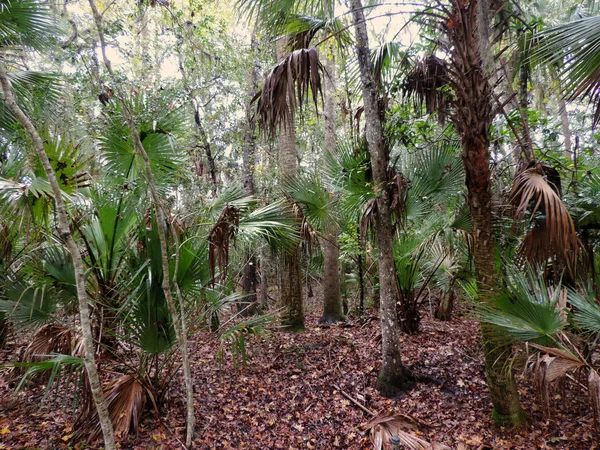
[0,64,116,449]
[279,112,304,330]
[350,0,411,397]
[277,42,304,332]
[462,129,526,426]
[320,43,343,323]
[448,0,525,425]
[88,1,195,445]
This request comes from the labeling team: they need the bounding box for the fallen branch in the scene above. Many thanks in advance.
[333,383,375,416]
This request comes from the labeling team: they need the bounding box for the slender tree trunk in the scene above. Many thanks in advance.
[320,43,343,323]
[277,42,304,332]
[350,0,411,397]
[559,98,572,160]
[259,251,269,310]
[239,35,260,316]
[88,1,195,445]
[0,64,116,449]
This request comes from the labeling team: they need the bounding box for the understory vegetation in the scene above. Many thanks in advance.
[1,0,600,448]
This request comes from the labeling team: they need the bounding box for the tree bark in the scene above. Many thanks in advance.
[559,98,572,160]
[320,42,343,323]
[447,0,525,425]
[0,63,116,449]
[277,42,304,332]
[88,1,195,445]
[350,0,411,397]
[239,35,260,317]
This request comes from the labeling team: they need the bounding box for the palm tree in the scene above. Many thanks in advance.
[403,0,527,424]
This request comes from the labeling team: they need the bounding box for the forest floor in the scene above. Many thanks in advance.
[0,285,598,449]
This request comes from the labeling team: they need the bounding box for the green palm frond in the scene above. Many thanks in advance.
[100,104,188,190]
[238,200,299,249]
[284,171,335,232]
[238,0,336,35]
[324,138,374,219]
[479,270,566,346]
[0,0,60,51]
[532,15,600,124]
[14,354,84,407]
[0,281,58,325]
[0,71,62,130]
[567,287,600,335]
[42,244,76,287]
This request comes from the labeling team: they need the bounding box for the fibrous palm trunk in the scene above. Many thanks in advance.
[450,0,525,425]
[279,111,304,330]
[277,42,304,331]
[320,43,343,323]
[0,64,116,449]
[350,0,411,397]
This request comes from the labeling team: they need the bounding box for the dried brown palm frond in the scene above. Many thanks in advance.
[253,47,323,137]
[360,171,409,239]
[511,163,579,279]
[588,369,600,427]
[208,204,240,285]
[20,324,81,366]
[403,55,450,124]
[362,412,450,450]
[527,343,585,416]
[76,374,147,442]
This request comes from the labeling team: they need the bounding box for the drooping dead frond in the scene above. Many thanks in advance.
[20,324,81,365]
[362,412,450,450]
[403,55,449,124]
[77,374,146,442]
[527,343,586,418]
[253,47,323,137]
[360,171,409,238]
[291,202,318,253]
[208,204,240,284]
[511,163,579,279]
[588,369,600,427]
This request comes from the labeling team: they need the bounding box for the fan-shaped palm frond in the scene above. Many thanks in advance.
[76,374,148,442]
[238,200,299,249]
[284,171,335,233]
[478,269,566,346]
[0,0,60,51]
[324,138,374,219]
[531,15,600,125]
[0,281,59,325]
[567,287,600,335]
[511,164,579,278]
[100,103,188,191]
[403,55,450,123]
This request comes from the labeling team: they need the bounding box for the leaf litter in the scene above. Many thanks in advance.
[0,288,597,449]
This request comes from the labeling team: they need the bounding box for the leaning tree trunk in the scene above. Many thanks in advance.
[320,42,343,323]
[88,1,195,444]
[0,64,116,449]
[240,34,260,317]
[450,0,525,425]
[350,0,412,397]
[277,42,304,332]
